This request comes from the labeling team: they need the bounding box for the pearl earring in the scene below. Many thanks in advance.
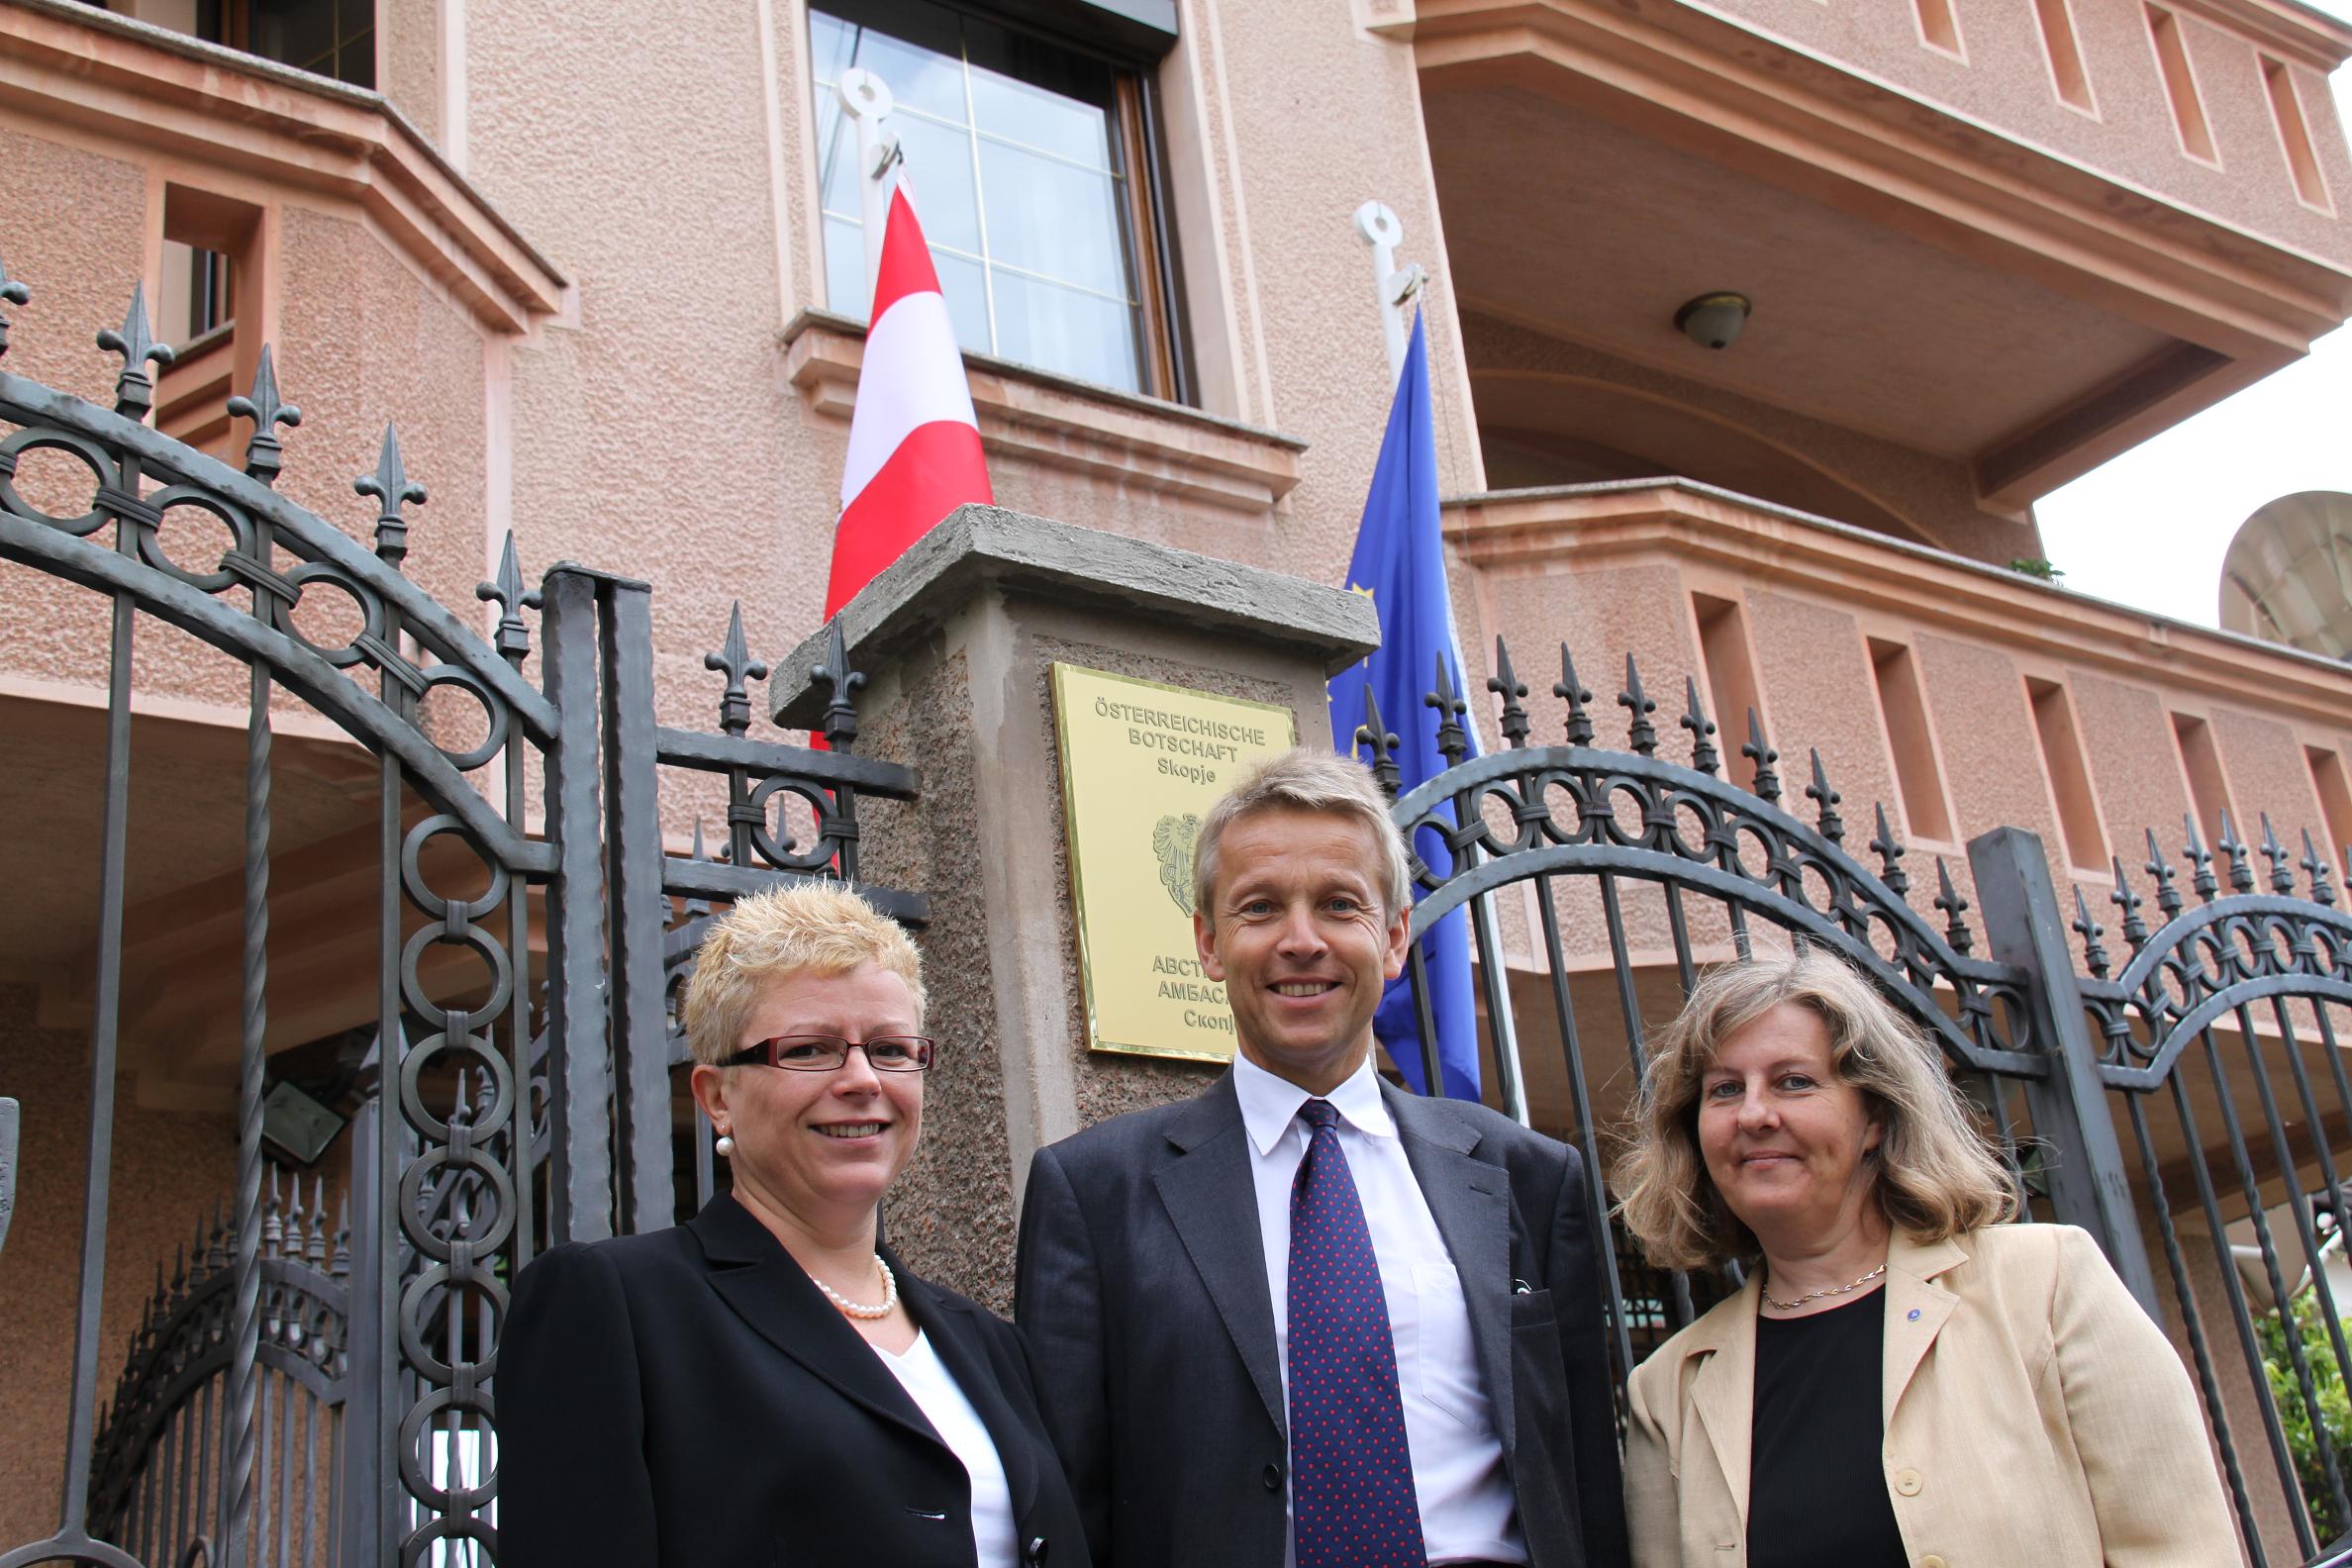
[715,1132,735,1157]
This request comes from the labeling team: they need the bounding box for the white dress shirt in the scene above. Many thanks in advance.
[1231,1050,1527,1567]
[876,1329,1019,1568]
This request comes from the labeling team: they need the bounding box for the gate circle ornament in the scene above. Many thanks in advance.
[0,427,114,536]
[746,775,836,872]
[394,1382,501,1512]
[398,1029,516,1142]
[415,662,510,773]
[400,815,512,923]
[137,486,251,595]
[398,922,514,1028]
[397,1145,517,1264]
[274,560,383,669]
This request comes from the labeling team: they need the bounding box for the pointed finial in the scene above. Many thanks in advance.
[2303,829,2338,908]
[0,247,29,357]
[1618,654,1658,756]
[811,616,864,752]
[475,531,540,663]
[263,1166,284,1258]
[1806,750,1844,842]
[2146,827,2184,918]
[2072,884,2110,979]
[2185,814,2218,902]
[1869,803,1908,896]
[1681,677,1719,775]
[1742,707,1781,805]
[1554,644,1595,745]
[95,281,174,419]
[2259,814,2294,894]
[1933,858,1973,954]
[705,602,769,738]
[2111,854,2149,950]
[684,818,714,918]
[1488,637,1530,749]
[1356,683,1402,800]
[309,1175,330,1265]
[1427,654,1469,766]
[2218,809,2253,894]
[353,424,427,567]
[331,1191,351,1279]
[224,344,302,485]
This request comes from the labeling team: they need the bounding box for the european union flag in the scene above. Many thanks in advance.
[1327,310,1482,1102]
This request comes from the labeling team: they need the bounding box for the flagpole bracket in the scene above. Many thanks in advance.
[838,68,903,309]
[1352,200,1426,385]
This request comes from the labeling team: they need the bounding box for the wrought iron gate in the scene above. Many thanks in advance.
[1378,638,2352,1566]
[0,257,920,1567]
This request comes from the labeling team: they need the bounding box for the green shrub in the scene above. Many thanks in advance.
[2260,1295,2352,1543]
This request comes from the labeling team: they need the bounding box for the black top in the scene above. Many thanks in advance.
[1746,1287,1909,1568]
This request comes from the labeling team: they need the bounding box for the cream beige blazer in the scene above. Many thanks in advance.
[1625,1224,2239,1567]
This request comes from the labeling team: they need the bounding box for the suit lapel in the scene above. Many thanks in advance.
[1882,1229,1965,1425]
[690,1198,938,1448]
[1687,1274,1761,1527]
[1153,1074,1288,1438]
[1387,1089,1517,1457]
[898,1255,1040,1518]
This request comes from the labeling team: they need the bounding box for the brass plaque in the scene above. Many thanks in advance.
[1050,664,1298,1061]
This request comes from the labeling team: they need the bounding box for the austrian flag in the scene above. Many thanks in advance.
[824,183,993,618]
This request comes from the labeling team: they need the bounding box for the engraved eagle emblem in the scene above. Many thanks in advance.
[1153,813,1201,916]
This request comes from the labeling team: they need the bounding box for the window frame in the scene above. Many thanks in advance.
[809,0,1193,405]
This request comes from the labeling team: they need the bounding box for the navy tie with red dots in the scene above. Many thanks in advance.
[1287,1098,1427,1568]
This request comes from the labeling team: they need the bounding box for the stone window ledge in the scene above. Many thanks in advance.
[781,310,1306,515]
[0,0,567,335]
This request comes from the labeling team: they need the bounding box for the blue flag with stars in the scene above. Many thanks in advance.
[1327,309,1482,1102]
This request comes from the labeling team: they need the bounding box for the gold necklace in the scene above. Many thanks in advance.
[1763,1262,1887,1313]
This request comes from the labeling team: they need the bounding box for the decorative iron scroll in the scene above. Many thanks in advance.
[0,250,920,1568]
[1368,637,2037,1075]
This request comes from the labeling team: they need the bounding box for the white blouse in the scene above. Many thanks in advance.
[876,1329,1019,1568]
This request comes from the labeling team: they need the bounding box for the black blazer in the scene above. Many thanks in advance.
[499,1195,1087,1568]
[1014,1072,1629,1568]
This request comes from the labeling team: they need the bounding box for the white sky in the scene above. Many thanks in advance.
[2033,7,2352,628]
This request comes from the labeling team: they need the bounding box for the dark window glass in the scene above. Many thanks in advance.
[812,1,1153,396]
[200,0,374,90]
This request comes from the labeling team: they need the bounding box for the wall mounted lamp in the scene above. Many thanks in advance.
[1675,292,1753,350]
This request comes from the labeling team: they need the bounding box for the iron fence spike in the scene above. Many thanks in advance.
[225,343,302,486]
[2110,853,2150,949]
[353,423,427,567]
[1489,637,1531,749]
[1357,683,1402,799]
[1553,643,1595,745]
[706,601,769,738]
[1618,653,1657,755]
[95,280,173,420]
[1870,802,1908,895]
[1806,749,1845,842]
[0,245,29,356]
[476,531,538,662]
[1932,857,1973,953]
[2072,883,2110,978]
[2302,828,2339,907]
[1680,676,1720,775]
[1742,706,1782,804]
[2259,812,2294,893]
[1428,652,1468,765]
[2216,807,2254,893]
[813,615,865,753]
[2145,826,2184,917]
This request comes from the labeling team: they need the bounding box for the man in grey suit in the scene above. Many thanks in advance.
[1016,749,1628,1568]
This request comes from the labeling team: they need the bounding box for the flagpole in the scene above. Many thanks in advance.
[837,67,903,311]
[1352,203,1534,1129]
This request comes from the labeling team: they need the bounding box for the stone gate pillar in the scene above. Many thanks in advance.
[771,506,1378,1311]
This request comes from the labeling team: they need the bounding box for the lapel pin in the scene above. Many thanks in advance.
[1908,1308,1921,1322]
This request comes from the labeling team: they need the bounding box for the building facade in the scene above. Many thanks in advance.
[6,0,2352,1557]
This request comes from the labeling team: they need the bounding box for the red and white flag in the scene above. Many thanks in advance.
[824,182,993,618]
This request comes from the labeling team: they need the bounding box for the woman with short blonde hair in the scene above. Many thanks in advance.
[1617,946,2237,1567]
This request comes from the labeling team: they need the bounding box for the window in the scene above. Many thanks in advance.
[1691,592,1768,759]
[1912,0,1963,58]
[2145,6,2217,164]
[2171,712,2237,848]
[154,185,261,456]
[1866,637,1954,843]
[2263,56,2332,211]
[811,2,1179,398]
[2306,745,2352,872]
[2032,0,2096,114]
[197,0,374,89]
[2025,677,2107,872]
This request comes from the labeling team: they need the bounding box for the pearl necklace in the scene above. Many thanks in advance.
[810,1254,898,1320]
[1763,1262,1887,1313]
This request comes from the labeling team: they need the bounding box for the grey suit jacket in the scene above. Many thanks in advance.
[1014,1070,1628,1568]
